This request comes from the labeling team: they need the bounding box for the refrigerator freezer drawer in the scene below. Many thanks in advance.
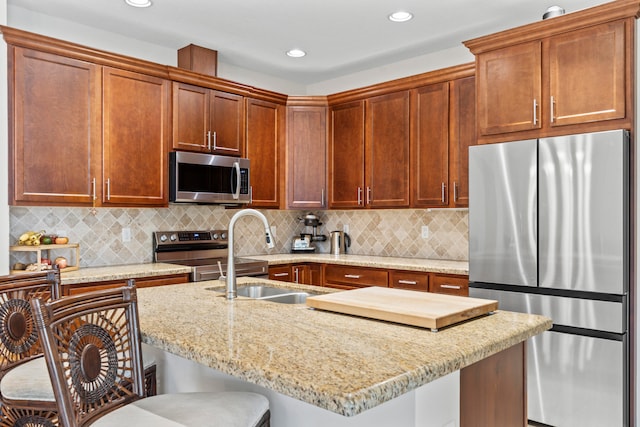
[528,330,626,427]
[469,287,626,334]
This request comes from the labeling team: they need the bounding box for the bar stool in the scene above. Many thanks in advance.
[0,269,61,427]
[31,280,270,427]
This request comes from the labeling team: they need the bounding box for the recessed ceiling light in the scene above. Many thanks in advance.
[388,11,413,22]
[286,49,306,58]
[125,0,152,8]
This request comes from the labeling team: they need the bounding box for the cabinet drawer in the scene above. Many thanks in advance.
[63,273,189,296]
[269,265,292,281]
[389,270,429,292]
[430,274,469,296]
[324,265,388,288]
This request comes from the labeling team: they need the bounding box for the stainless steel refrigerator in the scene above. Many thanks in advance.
[468,129,629,427]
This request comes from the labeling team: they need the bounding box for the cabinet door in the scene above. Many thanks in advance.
[548,20,627,127]
[10,47,101,205]
[291,264,310,284]
[329,101,365,208]
[172,82,210,152]
[287,106,327,209]
[449,76,476,208]
[477,41,542,136]
[210,91,244,156]
[411,83,450,208]
[102,67,170,206]
[366,91,410,207]
[246,98,282,208]
[308,263,323,286]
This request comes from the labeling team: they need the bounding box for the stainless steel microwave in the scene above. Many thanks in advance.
[169,151,250,204]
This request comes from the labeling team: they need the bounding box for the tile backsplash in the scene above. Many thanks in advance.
[9,206,468,268]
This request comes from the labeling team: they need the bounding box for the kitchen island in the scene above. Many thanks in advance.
[136,277,551,426]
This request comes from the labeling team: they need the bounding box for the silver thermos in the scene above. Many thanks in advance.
[329,231,351,255]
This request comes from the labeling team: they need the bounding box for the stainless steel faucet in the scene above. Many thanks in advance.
[226,208,275,300]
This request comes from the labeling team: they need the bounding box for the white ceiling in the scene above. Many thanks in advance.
[7,0,609,85]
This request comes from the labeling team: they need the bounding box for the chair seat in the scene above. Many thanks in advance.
[92,392,269,427]
[1,354,157,402]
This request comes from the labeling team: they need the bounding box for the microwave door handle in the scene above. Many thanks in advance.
[232,161,241,200]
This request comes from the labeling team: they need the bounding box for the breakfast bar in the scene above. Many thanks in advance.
[136,278,551,426]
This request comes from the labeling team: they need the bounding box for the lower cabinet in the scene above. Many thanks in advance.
[389,270,429,292]
[323,264,388,289]
[62,273,190,296]
[429,273,469,296]
[268,263,323,286]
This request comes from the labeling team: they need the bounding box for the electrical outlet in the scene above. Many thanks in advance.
[421,225,429,239]
[343,224,350,233]
[122,227,131,243]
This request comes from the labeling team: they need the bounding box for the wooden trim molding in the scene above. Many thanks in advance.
[464,0,640,54]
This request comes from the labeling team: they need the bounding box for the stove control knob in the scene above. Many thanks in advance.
[212,233,219,240]
[221,232,227,240]
[170,233,178,242]
[159,234,167,242]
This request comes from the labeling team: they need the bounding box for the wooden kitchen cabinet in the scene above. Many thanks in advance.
[9,47,101,206]
[328,100,365,208]
[102,67,170,206]
[467,5,635,143]
[269,265,292,281]
[268,263,322,286]
[172,82,244,156]
[429,273,469,297]
[246,97,284,208]
[328,91,410,209]
[411,76,475,208]
[9,46,170,207]
[62,273,190,296]
[286,102,327,209]
[323,264,388,289]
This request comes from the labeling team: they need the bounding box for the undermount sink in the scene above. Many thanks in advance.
[206,284,313,304]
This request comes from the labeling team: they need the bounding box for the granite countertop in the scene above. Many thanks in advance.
[247,253,469,275]
[61,262,192,285]
[60,254,468,285]
[136,277,551,417]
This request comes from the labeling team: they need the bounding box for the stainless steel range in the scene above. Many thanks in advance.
[153,230,268,282]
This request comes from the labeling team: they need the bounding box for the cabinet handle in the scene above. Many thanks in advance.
[398,280,418,285]
[366,187,372,205]
[91,178,97,201]
[294,268,299,283]
[533,99,538,125]
[273,272,289,277]
[550,96,556,123]
[106,178,111,201]
[344,274,362,279]
[206,131,212,150]
[357,187,362,206]
[212,131,218,150]
[321,189,325,206]
[453,181,458,203]
[440,284,461,290]
[441,182,446,203]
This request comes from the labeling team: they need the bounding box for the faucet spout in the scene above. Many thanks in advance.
[226,209,275,300]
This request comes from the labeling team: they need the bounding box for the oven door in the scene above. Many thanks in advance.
[170,151,250,204]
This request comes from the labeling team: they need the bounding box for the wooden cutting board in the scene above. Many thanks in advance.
[306,287,498,331]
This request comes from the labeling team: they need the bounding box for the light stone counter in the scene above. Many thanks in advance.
[248,253,469,275]
[60,262,192,284]
[136,277,550,418]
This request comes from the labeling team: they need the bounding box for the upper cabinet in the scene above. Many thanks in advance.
[410,75,476,208]
[328,92,410,209]
[246,97,284,208]
[172,82,244,156]
[9,45,170,207]
[286,100,327,210]
[465,0,638,143]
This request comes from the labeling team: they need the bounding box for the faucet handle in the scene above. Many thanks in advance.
[217,260,226,281]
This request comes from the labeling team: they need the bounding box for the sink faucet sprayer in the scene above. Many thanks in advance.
[226,209,275,300]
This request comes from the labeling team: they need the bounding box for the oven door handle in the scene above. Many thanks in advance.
[232,161,241,200]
